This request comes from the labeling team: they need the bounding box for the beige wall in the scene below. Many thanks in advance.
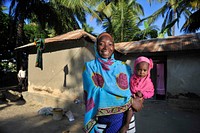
[27,40,200,100]
[27,40,95,99]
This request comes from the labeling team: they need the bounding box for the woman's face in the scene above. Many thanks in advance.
[97,36,114,59]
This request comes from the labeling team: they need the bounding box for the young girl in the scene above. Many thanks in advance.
[120,56,154,133]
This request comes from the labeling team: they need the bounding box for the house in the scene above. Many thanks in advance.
[115,33,200,99]
[15,30,200,106]
[15,30,96,106]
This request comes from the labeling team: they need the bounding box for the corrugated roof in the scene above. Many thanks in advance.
[15,29,96,50]
[115,33,200,54]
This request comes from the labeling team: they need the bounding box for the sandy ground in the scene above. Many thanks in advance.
[0,91,200,133]
[0,91,85,133]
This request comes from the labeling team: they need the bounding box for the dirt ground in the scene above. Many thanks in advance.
[0,91,85,133]
[0,91,200,133]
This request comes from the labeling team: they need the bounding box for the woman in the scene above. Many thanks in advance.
[82,32,143,133]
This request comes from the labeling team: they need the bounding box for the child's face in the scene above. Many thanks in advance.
[136,62,149,78]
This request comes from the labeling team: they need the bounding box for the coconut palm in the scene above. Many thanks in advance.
[8,0,100,68]
[143,0,192,36]
[9,0,99,46]
[94,0,144,42]
[55,0,101,35]
[181,0,200,33]
[9,0,58,47]
[0,1,10,53]
[133,21,159,40]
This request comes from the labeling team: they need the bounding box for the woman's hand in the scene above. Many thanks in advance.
[131,96,144,112]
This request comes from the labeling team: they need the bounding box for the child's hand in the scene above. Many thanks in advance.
[131,97,144,112]
[136,91,143,98]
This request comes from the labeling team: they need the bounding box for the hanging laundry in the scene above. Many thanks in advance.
[34,38,45,70]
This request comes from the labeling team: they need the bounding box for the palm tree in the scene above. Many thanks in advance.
[56,0,102,32]
[94,0,144,42]
[181,0,200,33]
[8,0,59,68]
[0,1,10,54]
[8,0,101,46]
[9,0,56,47]
[181,10,200,33]
[133,21,159,40]
[143,0,192,36]
[8,0,97,68]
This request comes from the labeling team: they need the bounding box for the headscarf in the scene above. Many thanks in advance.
[96,32,114,71]
[130,56,154,99]
[82,33,132,133]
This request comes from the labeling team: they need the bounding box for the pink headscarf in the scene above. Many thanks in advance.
[130,56,154,99]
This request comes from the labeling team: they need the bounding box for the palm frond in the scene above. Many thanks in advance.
[181,9,200,33]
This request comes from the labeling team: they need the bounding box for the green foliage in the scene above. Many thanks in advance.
[23,23,40,43]
[181,9,200,33]
[143,0,195,36]
[94,0,146,42]
[132,21,159,40]
[0,8,17,72]
[82,22,94,34]
[0,9,9,51]
[0,60,17,72]
[180,0,200,33]
[23,23,50,43]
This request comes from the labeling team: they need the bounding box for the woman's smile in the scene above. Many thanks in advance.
[97,36,114,59]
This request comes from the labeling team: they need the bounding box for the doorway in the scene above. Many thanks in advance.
[151,58,167,100]
[156,63,166,100]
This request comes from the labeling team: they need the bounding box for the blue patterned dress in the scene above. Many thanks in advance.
[82,52,132,133]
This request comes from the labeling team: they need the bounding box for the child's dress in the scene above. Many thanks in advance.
[130,56,154,99]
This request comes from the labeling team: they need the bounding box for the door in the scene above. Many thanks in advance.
[156,63,166,100]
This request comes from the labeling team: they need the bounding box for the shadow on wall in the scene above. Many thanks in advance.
[63,64,69,87]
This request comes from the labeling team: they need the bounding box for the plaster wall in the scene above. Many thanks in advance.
[167,54,200,96]
[27,40,95,99]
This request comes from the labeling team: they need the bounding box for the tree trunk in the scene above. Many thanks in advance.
[16,16,25,70]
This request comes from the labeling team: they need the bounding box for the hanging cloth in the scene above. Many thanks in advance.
[34,38,45,70]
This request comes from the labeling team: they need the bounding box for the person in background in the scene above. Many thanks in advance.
[82,32,143,133]
[120,56,154,133]
[17,65,26,91]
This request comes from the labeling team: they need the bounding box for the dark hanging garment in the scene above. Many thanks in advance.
[34,38,45,70]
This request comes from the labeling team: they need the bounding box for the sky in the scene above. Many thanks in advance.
[87,1,185,36]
